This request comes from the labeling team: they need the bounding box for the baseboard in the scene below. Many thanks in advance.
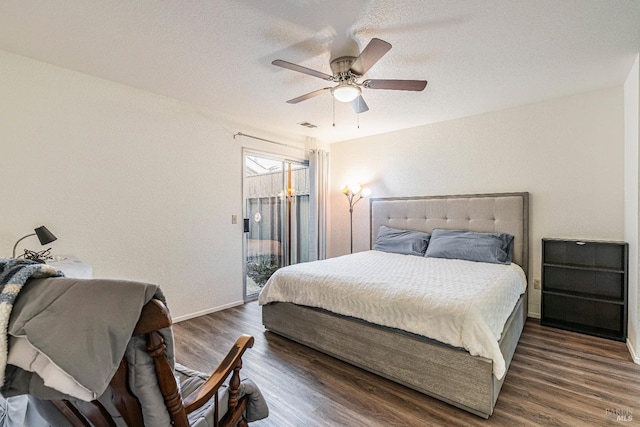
[527,311,541,319]
[627,339,640,365]
[172,300,244,323]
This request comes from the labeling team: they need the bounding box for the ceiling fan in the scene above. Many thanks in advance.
[272,38,427,113]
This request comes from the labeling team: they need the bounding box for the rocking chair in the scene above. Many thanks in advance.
[41,299,260,427]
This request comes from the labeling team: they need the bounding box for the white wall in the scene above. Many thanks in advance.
[0,50,304,319]
[2,48,632,329]
[330,86,625,317]
[624,54,640,362]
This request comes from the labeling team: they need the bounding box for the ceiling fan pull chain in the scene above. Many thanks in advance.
[357,97,360,129]
[332,96,336,127]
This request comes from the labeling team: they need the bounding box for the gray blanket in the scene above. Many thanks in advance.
[2,276,268,425]
[0,259,64,388]
[1,276,161,401]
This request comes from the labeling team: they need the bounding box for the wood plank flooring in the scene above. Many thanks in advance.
[172,302,640,426]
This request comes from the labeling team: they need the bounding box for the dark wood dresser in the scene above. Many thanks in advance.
[541,238,628,341]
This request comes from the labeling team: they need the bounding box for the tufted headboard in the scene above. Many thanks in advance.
[370,192,529,275]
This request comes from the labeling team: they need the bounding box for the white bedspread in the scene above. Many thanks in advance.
[258,250,527,379]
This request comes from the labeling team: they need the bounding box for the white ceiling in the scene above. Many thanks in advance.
[1,1,639,143]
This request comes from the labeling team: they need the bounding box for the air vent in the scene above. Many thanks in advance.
[298,121,317,128]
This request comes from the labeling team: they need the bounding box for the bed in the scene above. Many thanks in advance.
[260,192,529,418]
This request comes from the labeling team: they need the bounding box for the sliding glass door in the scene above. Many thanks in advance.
[243,151,310,300]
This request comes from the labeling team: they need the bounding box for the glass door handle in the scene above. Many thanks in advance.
[243,218,250,233]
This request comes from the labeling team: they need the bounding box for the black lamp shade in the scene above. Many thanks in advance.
[35,226,57,245]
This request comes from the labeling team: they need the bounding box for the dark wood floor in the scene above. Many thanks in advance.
[172,302,640,426]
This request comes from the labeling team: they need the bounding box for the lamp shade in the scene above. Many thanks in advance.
[34,226,57,245]
[331,84,361,103]
[347,183,361,194]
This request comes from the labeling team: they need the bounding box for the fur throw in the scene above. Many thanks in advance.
[0,258,63,386]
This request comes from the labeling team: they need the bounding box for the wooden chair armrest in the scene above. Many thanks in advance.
[134,299,172,335]
[183,334,254,413]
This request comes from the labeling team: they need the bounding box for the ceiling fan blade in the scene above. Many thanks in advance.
[350,95,369,114]
[363,79,428,91]
[272,59,333,81]
[349,38,392,76]
[286,87,332,104]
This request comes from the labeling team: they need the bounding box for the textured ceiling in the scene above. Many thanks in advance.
[0,0,639,143]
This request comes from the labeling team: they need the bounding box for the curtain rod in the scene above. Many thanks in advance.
[233,132,307,152]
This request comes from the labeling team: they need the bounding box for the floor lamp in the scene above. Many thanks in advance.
[341,184,372,253]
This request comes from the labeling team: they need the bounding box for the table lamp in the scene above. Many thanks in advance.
[12,225,57,258]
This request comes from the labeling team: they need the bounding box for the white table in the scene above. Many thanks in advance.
[47,255,93,279]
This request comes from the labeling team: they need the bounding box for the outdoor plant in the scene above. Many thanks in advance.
[247,255,280,287]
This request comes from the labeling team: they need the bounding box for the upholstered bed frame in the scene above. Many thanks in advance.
[262,192,529,418]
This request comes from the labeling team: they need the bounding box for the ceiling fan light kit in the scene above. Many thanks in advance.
[272,38,427,120]
[331,83,361,102]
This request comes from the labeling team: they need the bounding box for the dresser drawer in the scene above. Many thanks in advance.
[543,266,624,300]
[543,239,625,270]
[541,238,628,341]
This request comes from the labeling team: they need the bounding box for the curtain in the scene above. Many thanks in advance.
[309,149,329,261]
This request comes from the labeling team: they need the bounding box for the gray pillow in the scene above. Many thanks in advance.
[373,225,431,256]
[425,229,514,264]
